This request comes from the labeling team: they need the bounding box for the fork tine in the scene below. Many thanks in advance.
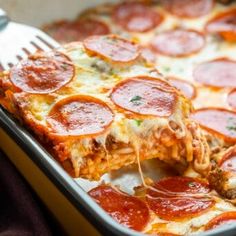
[30,41,43,51]
[16,55,23,61]
[36,35,54,49]
[22,47,31,55]
[8,63,13,68]
[31,38,51,52]
[0,63,4,71]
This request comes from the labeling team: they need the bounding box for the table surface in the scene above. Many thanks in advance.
[0,150,64,236]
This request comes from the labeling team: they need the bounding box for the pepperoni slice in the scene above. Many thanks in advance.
[146,176,214,220]
[205,212,236,230]
[167,77,196,99]
[150,29,205,57]
[161,0,214,18]
[44,19,110,44]
[191,108,236,142]
[84,35,140,63]
[113,2,163,32]
[219,148,236,173]
[206,9,236,42]
[88,185,150,231]
[193,59,236,88]
[227,89,236,109]
[9,51,74,94]
[111,76,177,117]
[46,95,114,136]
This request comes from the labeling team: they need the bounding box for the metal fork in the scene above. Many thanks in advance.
[0,8,60,71]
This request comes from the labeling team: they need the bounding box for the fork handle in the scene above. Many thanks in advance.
[0,9,9,30]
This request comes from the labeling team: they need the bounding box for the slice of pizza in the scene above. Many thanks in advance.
[0,35,210,180]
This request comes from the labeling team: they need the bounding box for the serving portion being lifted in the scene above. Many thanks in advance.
[0,34,209,180]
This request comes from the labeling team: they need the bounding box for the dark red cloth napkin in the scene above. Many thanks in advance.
[0,150,52,236]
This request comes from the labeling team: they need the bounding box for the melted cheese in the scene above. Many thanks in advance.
[0,40,203,180]
[71,2,236,235]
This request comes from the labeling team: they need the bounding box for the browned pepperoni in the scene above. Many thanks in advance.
[205,212,236,230]
[193,59,236,88]
[113,2,163,32]
[191,108,236,142]
[46,95,114,137]
[206,9,236,42]
[227,89,236,109]
[219,148,236,172]
[84,35,140,63]
[44,19,110,44]
[167,77,196,99]
[151,29,205,57]
[111,76,177,117]
[88,185,150,231]
[9,51,74,94]
[161,0,214,18]
[146,177,214,220]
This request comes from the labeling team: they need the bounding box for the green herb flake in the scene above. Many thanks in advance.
[110,69,115,75]
[130,95,142,103]
[135,120,143,126]
[61,64,68,70]
[188,182,196,188]
[226,125,236,131]
[226,117,236,133]
[162,66,171,73]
